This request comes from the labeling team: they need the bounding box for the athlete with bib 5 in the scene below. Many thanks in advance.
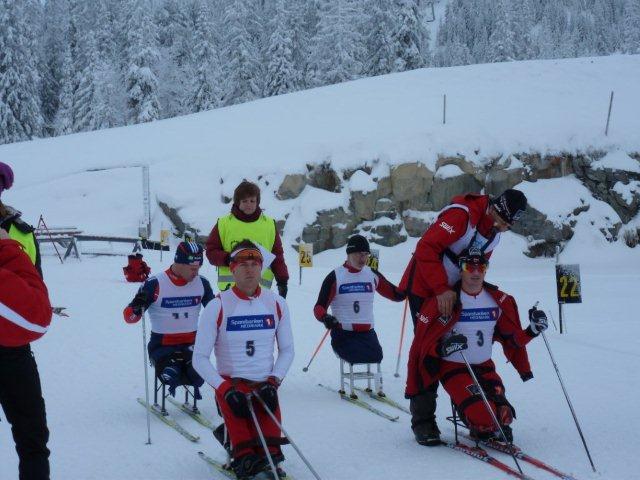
[405,248,548,442]
[194,240,294,480]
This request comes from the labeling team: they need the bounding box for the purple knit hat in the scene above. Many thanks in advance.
[0,162,14,197]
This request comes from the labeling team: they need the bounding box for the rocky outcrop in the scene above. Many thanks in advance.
[390,162,434,210]
[157,201,206,243]
[301,207,358,252]
[572,154,640,223]
[276,174,307,200]
[358,217,407,247]
[307,163,342,192]
[159,151,639,259]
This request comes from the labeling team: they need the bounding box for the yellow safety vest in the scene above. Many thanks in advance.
[8,224,37,266]
[217,213,277,291]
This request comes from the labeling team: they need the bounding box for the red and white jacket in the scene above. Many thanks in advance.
[399,194,498,299]
[0,239,52,347]
[405,283,535,398]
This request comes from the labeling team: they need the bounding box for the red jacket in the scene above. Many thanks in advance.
[205,205,289,284]
[405,283,534,398]
[399,194,495,299]
[0,239,52,347]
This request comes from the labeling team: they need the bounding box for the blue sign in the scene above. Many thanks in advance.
[339,282,373,294]
[227,315,276,331]
[161,296,201,308]
[459,307,499,323]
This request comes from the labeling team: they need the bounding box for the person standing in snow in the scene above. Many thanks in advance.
[0,162,42,276]
[0,227,52,480]
[123,241,214,397]
[313,235,405,365]
[406,248,547,442]
[194,240,294,480]
[400,189,527,446]
[205,181,289,298]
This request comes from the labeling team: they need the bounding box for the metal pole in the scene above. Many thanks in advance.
[393,299,409,377]
[37,215,64,264]
[605,90,614,136]
[246,394,279,479]
[142,165,151,237]
[302,329,330,372]
[443,94,447,125]
[252,393,323,480]
[541,332,597,472]
[460,352,524,475]
[299,266,302,286]
[559,303,564,334]
[141,312,152,444]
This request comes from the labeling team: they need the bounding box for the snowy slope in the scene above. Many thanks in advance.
[0,55,639,480]
[1,54,639,244]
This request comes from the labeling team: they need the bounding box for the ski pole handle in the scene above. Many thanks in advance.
[303,329,330,372]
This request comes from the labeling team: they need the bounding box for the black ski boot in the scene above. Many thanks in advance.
[410,390,441,446]
[231,454,267,480]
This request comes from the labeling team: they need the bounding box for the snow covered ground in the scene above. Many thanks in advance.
[0,235,637,480]
[1,54,639,479]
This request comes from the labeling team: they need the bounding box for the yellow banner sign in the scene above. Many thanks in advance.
[160,229,170,245]
[298,243,313,267]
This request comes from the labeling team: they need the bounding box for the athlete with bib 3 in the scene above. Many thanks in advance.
[405,248,548,442]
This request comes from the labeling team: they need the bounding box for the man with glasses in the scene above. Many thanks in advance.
[399,189,527,446]
[313,235,404,365]
[405,248,547,442]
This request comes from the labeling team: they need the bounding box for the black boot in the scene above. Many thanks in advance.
[410,389,441,446]
[231,454,267,480]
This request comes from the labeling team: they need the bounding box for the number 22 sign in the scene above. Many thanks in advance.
[555,264,582,304]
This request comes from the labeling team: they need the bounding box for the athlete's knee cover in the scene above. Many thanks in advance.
[185,362,205,388]
[331,329,383,364]
[462,400,496,432]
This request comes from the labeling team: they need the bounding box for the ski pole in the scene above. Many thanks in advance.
[302,329,330,372]
[252,392,323,480]
[541,330,597,472]
[460,352,525,475]
[246,394,279,479]
[394,299,409,377]
[141,312,152,444]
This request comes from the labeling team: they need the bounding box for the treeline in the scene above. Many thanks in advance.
[1,0,638,146]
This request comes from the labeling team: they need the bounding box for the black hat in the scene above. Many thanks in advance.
[458,247,488,268]
[174,241,204,265]
[492,189,527,224]
[346,235,370,254]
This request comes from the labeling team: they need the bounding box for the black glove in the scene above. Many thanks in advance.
[277,282,288,299]
[437,333,468,357]
[256,377,279,412]
[224,387,250,419]
[130,291,148,316]
[528,307,548,335]
[321,314,338,330]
